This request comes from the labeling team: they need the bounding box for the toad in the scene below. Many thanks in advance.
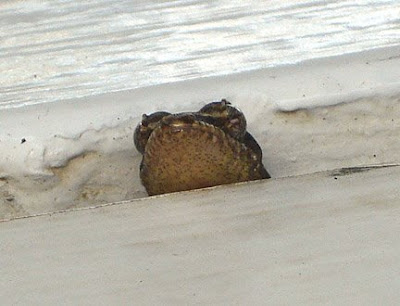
[134,99,270,195]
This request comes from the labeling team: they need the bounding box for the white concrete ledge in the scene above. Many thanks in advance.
[2,165,399,304]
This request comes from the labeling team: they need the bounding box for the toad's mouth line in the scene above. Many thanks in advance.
[164,120,219,133]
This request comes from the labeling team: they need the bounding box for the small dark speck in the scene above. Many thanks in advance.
[366,62,369,65]
[302,94,306,97]
[322,117,326,121]
[21,138,26,144]
[33,74,37,78]
[373,154,376,158]
[117,117,120,120]
[6,196,14,202]
[334,177,338,180]
[354,117,358,121]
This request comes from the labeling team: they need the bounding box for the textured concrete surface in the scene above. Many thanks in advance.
[2,165,399,305]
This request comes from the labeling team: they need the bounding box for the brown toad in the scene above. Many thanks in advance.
[134,99,270,195]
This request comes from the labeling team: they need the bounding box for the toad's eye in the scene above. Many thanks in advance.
[199,99,247,140]
[134,111,171,154]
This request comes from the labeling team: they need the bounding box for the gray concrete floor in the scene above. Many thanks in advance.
[2,165,399,305]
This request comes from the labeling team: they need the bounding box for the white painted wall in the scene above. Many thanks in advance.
[1,2,400,303]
